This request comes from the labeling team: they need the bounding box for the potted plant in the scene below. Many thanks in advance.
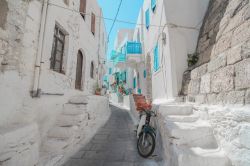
[187,52,198,67]
[93,82,101,95]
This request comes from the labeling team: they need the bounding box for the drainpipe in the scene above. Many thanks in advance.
[97,8,102,87]
[31,0,49,97]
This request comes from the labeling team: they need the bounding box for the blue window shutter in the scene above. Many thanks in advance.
[144,70,146,78]
[124,71,127,82]
[133,77,136,89]
[145,9,150,29]
[151,0,156,11]
[154,44,159,71]
[109,68,112,74]
[138,89,142,94]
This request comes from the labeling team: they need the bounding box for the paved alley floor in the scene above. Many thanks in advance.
[63,104,163,166]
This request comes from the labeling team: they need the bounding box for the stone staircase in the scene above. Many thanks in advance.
[39,96,89,165]
[157,103,232,166]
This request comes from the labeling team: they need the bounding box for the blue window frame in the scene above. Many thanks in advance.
[154,44,160,71]
[151,0,156,11]
[145,9,150,29]
[133,77,136,89]
[144,70,147,78]
[109,68,112,74]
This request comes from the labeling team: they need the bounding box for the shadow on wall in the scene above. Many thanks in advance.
[180,0,229,96]
[0,0,8,30]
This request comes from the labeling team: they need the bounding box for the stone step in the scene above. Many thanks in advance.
[68,95,88,105]
[175,147,231,166]
[56,114,87,127]
[165,120,217,148]
[166,112,199,123]
[42,138,71,153]
[47,126,79,139]
[62,104,86,115]
[159,104,193,116]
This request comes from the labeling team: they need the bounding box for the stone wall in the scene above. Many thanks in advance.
[186,0,250,105]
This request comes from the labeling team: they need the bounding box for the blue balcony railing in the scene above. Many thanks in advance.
[114,53,126,66]
[110,50,118,60]
[126,42,142,54]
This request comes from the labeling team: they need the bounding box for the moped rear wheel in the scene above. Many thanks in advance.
[137,131,155,158]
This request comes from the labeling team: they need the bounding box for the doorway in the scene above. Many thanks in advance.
[75,51,84,90]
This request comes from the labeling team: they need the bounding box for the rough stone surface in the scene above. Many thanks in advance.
[68,95,89,105]
[208,53,227,72]
[242,39,250,59]
[214,31,233,55]
[235,58,250,90]
[246,89,250,104]
[188,78,200,95]
[211,66,234,93]
[208,106,250,166]
[224,90,245,104]
[207,93,218,105]
[238,124,250,149]
[0,38,8,55]
[0,124,39,166]
[0,0,8,30]
[200,74,210,94]
[195,94,207,104]
[183,0,250,106]
[227,45,242,65]
[232,21,250,47]
[180,70,191,95]
[191,64,207,79]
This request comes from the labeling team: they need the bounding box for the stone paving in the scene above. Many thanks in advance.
[63,105,163,166]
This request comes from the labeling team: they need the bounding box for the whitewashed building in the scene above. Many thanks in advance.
[0,0,109,165]
[108,0,250,166]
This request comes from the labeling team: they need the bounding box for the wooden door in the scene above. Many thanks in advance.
[75,51,83,90]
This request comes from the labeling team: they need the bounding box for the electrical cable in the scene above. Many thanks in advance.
[107,0,123,43]
[48,2,200,30]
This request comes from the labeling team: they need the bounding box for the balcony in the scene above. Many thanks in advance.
[114,53,126,69]
[126,41,143,64]
[110,50,118,60]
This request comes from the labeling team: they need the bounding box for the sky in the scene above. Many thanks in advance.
[97,0,144,60]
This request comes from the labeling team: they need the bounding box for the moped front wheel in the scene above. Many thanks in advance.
[137,131,155,158]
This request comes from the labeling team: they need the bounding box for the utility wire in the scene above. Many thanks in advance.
[48,2,200,30]
[107,0,123,43]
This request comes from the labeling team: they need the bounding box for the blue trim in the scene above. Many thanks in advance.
[126,42,142,54]
[154,44,160,71]
[109,68,112,74]
[151,0,156,11]
[133,77,136,89]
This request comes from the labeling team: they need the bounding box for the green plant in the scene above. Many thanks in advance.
[187,53,199,67]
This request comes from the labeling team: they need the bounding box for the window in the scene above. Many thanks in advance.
[121,71,127,83]
[151,0,157,12]
[109,68,112,74]
[91,13,96,35]
[144,70,147,78]
[154,44,160,71]
[50,25,66,74]
[145,9,150,29]
[133,77,136,89]
[90,61,94,78]
[79,0,87,19]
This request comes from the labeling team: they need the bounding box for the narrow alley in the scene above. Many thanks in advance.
[63,105,163,166]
